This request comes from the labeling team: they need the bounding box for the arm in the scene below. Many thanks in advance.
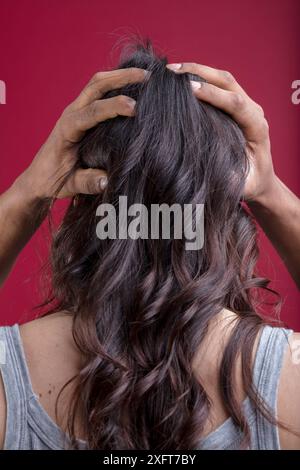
[0,178,49,287]
[167,62,300,288]
[0,67,147,288]
[248,176,300,287]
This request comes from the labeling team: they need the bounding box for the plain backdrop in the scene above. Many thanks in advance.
[0,0,299,328]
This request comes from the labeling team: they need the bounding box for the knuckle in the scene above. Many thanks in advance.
[86,101,98,118]
[92,71,104,82]
[60,106,73,125]
[83,176,97,194]
[61,104,72,116]
[256,104,264,116]
[58,113,71,137]
[126,67,143,79]
[116,94,129,104]
[116,94,133,108]
[260,118,269,134]
[231,92,245,109]
[222,70,236,84]
[185,62,198,71]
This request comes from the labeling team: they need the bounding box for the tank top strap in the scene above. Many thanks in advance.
[0,324,34,448]
[252,324,294,449]
[0,324,84,450]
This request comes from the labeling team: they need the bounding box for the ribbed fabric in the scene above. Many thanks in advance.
[197,325,293,449]
[0,323,293,450]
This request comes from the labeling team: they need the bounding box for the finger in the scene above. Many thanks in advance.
[62,95,136,143]
[167,62,247,96]
[58,168,108,198]
[190,81,267,142]
[73,67,147,109]
[167,62,262,112]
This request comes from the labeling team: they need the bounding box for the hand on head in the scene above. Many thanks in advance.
[21,61,273,205]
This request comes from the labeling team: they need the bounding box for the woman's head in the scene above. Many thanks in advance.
[53,41,252,310]
[47,40,277,449]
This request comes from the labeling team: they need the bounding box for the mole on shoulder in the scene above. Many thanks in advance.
[48,383,55,395]
[38,393,42,399]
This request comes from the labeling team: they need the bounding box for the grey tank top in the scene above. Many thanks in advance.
[0,323,293,450]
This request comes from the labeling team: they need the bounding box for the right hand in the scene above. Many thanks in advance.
[16,67,147,201]
[166,62,276,204]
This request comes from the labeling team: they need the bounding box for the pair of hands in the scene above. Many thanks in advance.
[16,63,276,205]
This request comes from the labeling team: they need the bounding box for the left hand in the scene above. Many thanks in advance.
[17,67,147,201]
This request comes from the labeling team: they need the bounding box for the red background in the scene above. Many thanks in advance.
[0,0,299,328]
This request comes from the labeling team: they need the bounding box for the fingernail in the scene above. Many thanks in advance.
[190,80,202,91]
[166,63,182,71]
[99,177,108,190]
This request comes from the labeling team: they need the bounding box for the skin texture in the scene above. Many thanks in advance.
[0,63,299,449]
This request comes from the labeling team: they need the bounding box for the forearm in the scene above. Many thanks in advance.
[248,175,300,288]
[0,174,50,287]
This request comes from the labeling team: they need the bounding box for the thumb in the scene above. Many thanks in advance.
[58,168,108,198]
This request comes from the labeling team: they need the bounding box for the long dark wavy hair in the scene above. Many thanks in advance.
[45,40,284,449]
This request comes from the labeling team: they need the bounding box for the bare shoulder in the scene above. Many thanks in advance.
[195,312,300,448]
[278,332,300,449]
[19,311,81,368]
[18,311,83,381]
[192,307,251,379]
[192,308,253,435]
[20,310,74,344]
[0,311,84,449]
[18,311,84,407]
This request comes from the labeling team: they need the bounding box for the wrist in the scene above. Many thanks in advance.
[9,170,52,214]
[19,129,68,201]
[247,174,282,211]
